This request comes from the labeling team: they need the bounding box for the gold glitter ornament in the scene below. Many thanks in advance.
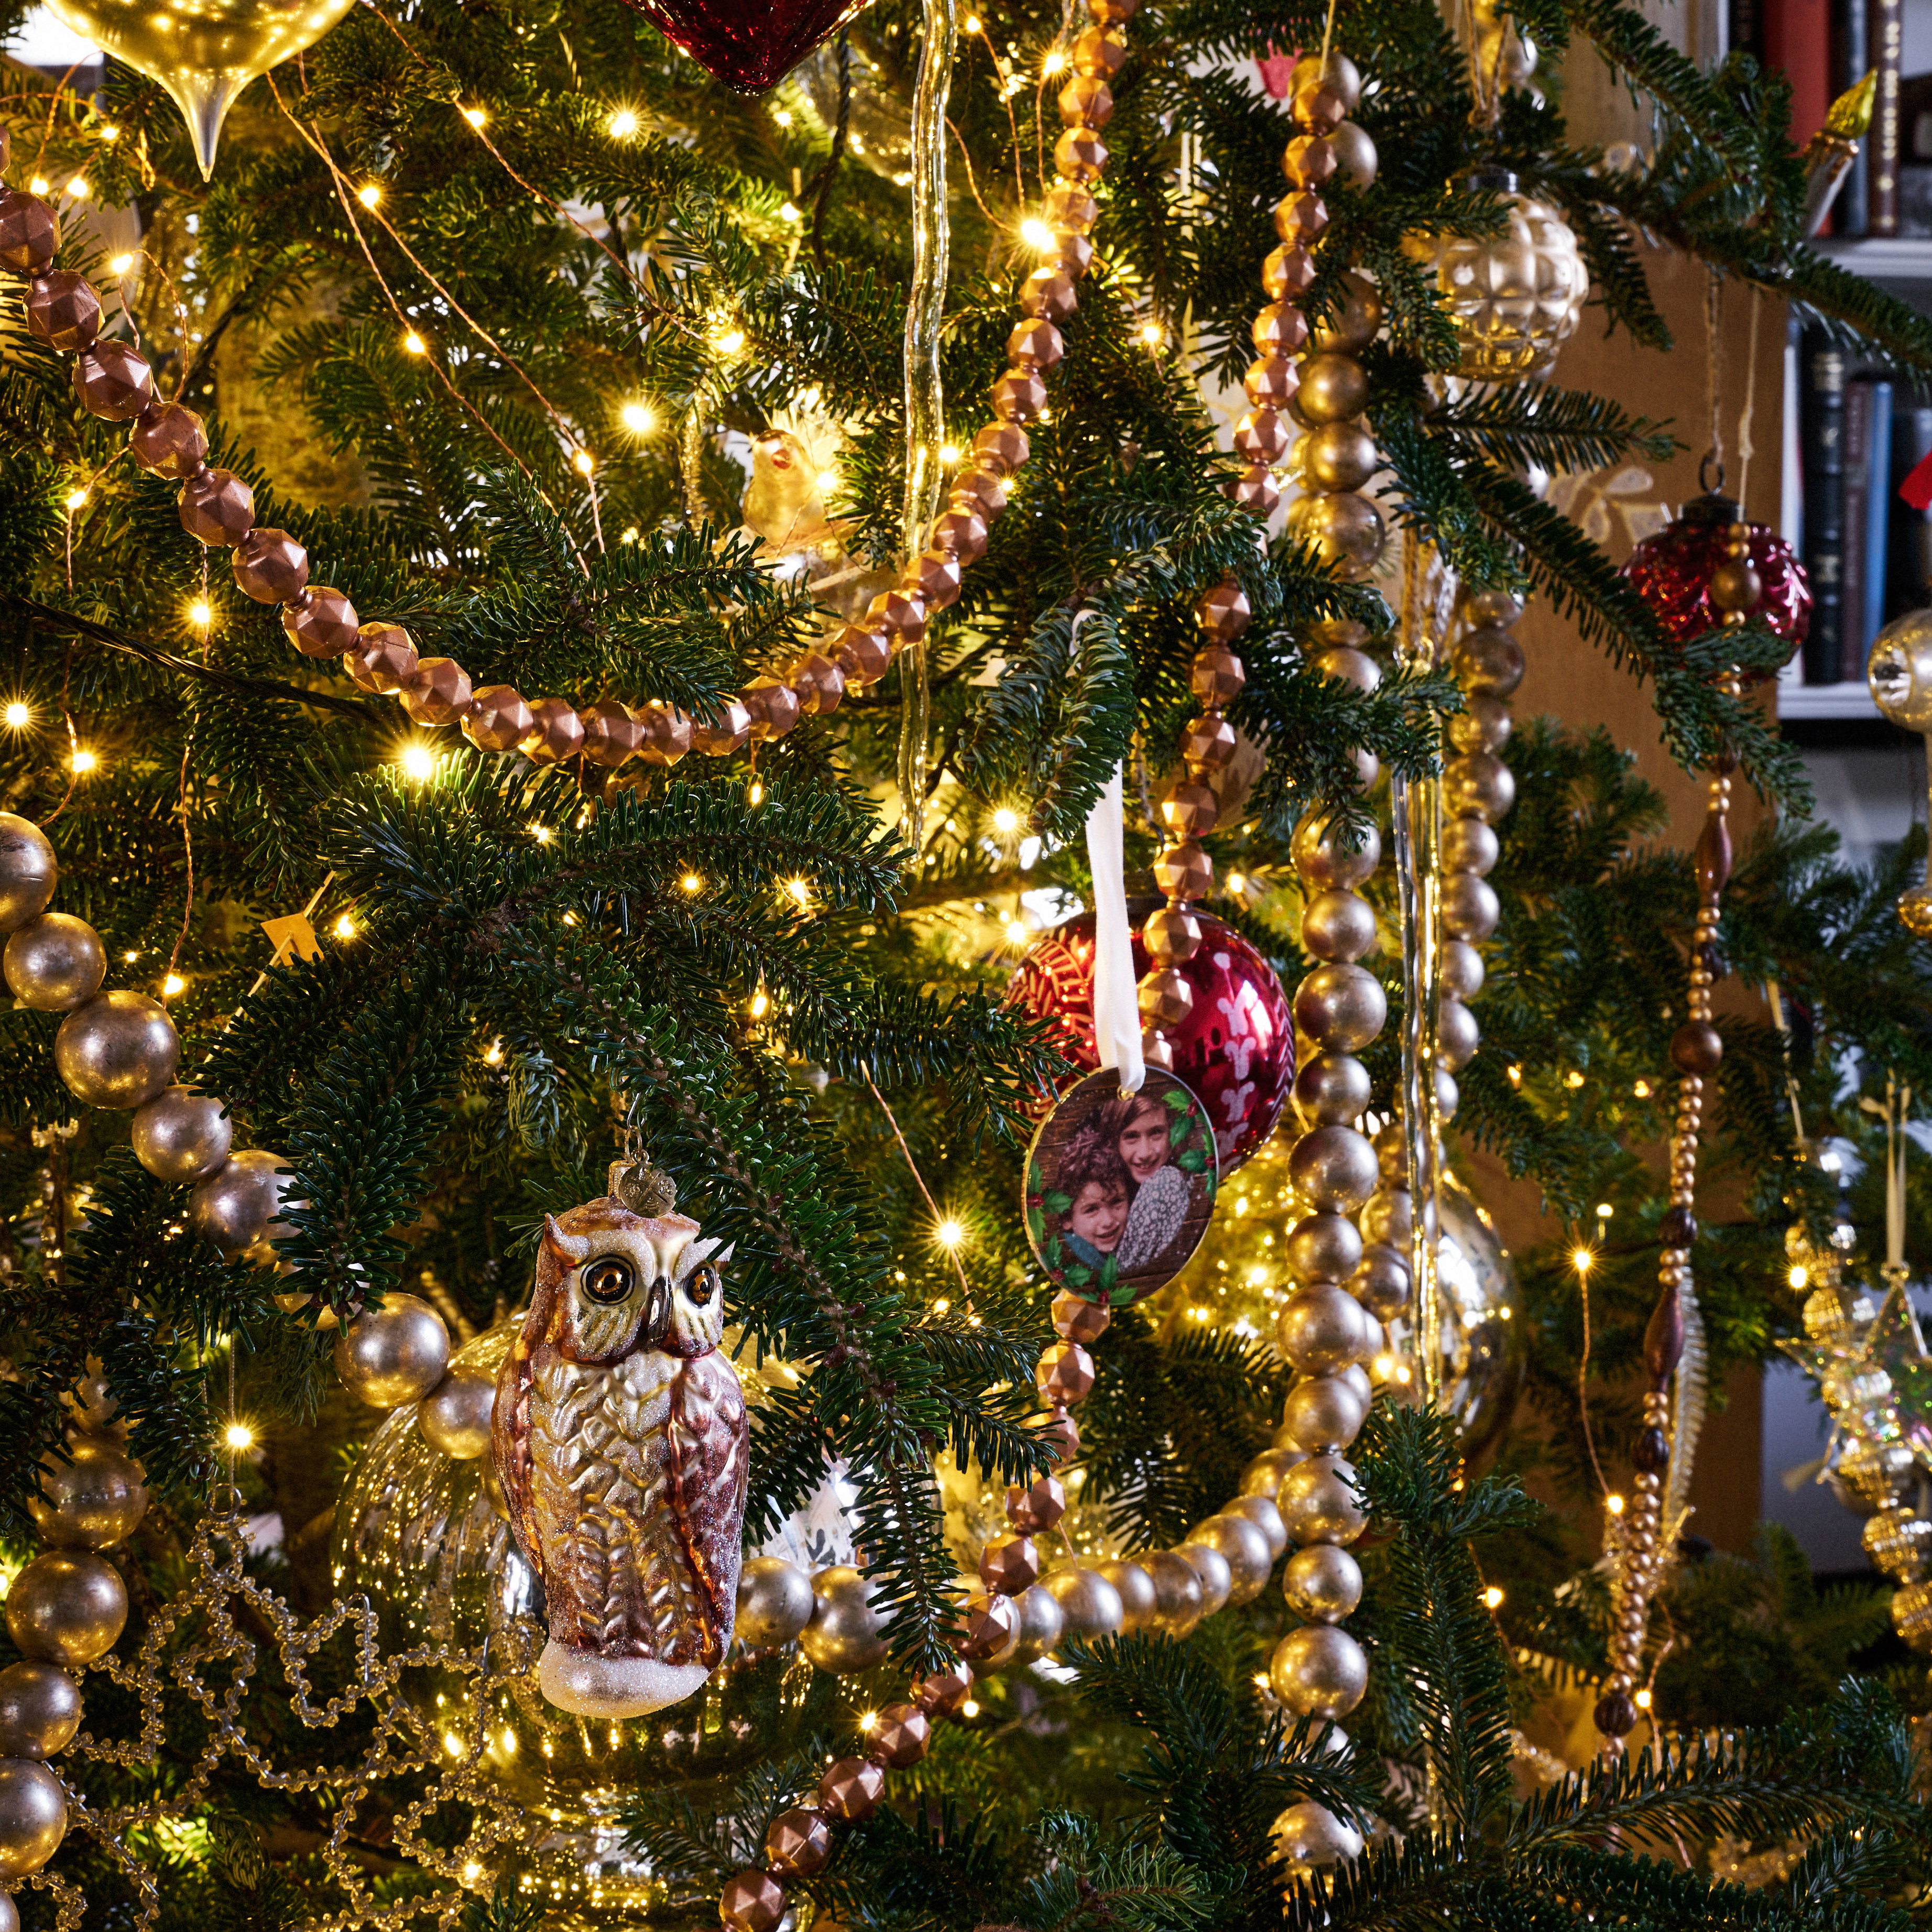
[1411,168,1588,381]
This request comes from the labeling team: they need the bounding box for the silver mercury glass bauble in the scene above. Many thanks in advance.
[1282,1543,1364,1622]
[54,988,179,1108]
[334,1292,452,1409]
[417,1369,495,1459]
[1184,1511,1275,1604]
[0,1661,82,1759]
[1176,1540,1233,1616]
[0,814,56,937]
[27,1435,147,1548]
[1278,1455,1367,1546]
[1040,1563,1125,1640]
[1090,1557,1159,1633]
[5,1549,128,1665]
[2,912,104,1011]
[735,1556,816,1649]
[1268,1622,1369,1718]
[1271,1798,1364,1871]
[1005,1582,1067,1667]
[1225,1490,1290,1559]
[1868,608,1932,730]
[800,1565,889,1674]
[191,1148,296,1256]
[1413,167,1588,381]
[1142,1549,1207,1638]
[0,1759,66,1875]
[132,1084,233,1184]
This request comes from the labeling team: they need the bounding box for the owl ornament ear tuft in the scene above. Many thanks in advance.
[496,1176,750,1721]
[541,1214,590,1267]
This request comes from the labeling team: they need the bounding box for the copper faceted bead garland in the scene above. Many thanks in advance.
[0,152,897,789]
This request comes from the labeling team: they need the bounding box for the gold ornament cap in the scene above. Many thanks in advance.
[607,1159,676,1217]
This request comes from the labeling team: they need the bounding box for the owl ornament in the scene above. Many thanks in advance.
[492,1161,748,1718]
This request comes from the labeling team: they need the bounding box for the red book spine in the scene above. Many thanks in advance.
[1764,0,1834,148]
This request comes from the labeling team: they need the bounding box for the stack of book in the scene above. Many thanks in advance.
[1796,328,1932,683]
[1737,0,1930,234]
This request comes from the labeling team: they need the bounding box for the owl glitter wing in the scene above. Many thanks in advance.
[490,1213,577,1589]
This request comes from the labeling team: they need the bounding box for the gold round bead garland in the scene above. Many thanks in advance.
[1437,587,1523,1112]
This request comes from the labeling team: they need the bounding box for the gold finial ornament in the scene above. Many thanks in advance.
[42,0,358,175]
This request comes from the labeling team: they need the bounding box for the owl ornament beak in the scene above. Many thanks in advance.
[639,1273,674,1349]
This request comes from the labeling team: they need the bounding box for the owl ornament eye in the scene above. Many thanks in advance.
[502,1185,747,1724]
[581,1254,635,1305]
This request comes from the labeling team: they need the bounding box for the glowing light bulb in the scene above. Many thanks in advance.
[223,1422,253,1449]
[715,327,745,354]
[961,1698,979,1718]
[28,178,49,196]
[620,526,639,543]
[748,779,765,806]
[1634,1688,1652,1710]
[1633,1078,1653,1098]
[964,11,982,26]
[400,742,435,780]
[2,703,28,729]
[110,253,134,275]
[1020,216,1055,250]
[573,449,595,476]
[749,989,770,1018]
[67,178,90,199]
[931,1296,951,1315]
[1227,871,1247,893]
[815,470,837,491]
[99,125,118,141]
[1507,1064,1523,1087]
[530,824,554,843]
[1571,1247,1593,1273]
[1482,1585,1504,1609]
[462,105,487,126]
[333,913,356,940]
[681,874,702,893]
[161,973,185,997]
[1788,1263,1807,1289]
[1564,1069,1585,1088]
[403,331,425,354]
[1140,322,1163,347]
[772,106,793,126]
[779,200,801,221]
[483,1038,504,1065]
[939,442,960,465]
[1042,50,1067,73]
[608,108,639,137]
[785,877,811,905]
[189,599,212,627]
[1606,1492,1625,1516]
[621,401,654,433]
[70,748,97,774]
[992,806,1020,833]
[64,489,87,510]
[936,1218,965,1249]
[358,182,382,207]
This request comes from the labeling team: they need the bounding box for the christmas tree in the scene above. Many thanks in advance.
[0,0,1929,1919]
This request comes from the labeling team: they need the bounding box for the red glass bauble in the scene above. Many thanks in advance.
[624,0,862,92]
[1006,911,1293,1174]
[1618,492,1810,679]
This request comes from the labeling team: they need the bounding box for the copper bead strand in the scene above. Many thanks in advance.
[1595,621,1744,1747]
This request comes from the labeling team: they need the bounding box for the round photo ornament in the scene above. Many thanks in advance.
[1024,1065,1219,1305]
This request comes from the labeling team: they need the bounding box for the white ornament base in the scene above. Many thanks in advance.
[537,1641,711,1717]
